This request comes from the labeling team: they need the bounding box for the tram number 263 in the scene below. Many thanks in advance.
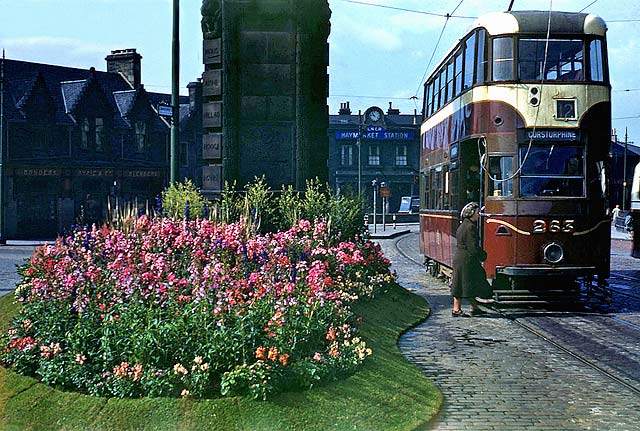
[532,219,575,234]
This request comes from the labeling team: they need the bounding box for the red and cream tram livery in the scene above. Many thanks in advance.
[419,11,611,301]
[631,162,640,258]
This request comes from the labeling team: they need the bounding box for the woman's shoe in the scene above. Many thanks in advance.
[452,310,470,318]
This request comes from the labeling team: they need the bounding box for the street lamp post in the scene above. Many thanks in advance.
[357,110,362,197]
[372,178,378,233]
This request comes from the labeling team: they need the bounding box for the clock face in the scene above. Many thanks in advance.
[368,110,381,122]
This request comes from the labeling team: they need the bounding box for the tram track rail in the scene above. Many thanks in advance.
[389,231,640,397]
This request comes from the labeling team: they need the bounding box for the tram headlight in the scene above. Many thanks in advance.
[543,242,564,264]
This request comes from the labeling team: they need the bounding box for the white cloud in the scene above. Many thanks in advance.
[0,36,113,64]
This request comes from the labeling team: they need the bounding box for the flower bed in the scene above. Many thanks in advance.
[1,218,394,399]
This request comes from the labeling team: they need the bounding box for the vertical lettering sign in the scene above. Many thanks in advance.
[202,133,222,159]
[202,70,222,96]
[203,102,222,128]
[203,39,222,65]
[202,165,222,190]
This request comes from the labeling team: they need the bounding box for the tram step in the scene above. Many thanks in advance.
[493,288,580,305]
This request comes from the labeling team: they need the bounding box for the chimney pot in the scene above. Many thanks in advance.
[106,49,142,88]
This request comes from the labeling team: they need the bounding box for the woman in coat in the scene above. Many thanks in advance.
[450,202,493,317]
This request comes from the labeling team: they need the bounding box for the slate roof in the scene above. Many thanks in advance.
[1,57,188,131]
[61,79,89,113]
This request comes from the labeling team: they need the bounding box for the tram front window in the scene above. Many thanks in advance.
[519,145,584,197]
[518,39,584,81]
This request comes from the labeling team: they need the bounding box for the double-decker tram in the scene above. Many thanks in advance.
[419,10,611,303]
[631,162,640,258]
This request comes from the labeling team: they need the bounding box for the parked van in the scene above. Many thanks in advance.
[398,196,420,214]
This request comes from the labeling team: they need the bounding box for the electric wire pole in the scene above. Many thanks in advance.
[170,0,180,184]
[0,50,6,244]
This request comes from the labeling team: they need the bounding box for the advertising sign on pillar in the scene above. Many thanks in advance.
[202,70,222,97]
[202,165,223,191]
[202,133,222,159]
[203,39,222,65]
[203,102,222,128]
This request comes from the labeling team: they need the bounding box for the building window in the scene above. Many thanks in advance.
[135,121,147,153]
[95,118,104,152]
[368,145,380,166]
[180,140,189,167]
[32,126,47,152]
[81,118,90,150]
[396,145,407,166]
[341,145,353,166]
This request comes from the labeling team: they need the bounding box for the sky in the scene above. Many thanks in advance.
[1,0,640,145]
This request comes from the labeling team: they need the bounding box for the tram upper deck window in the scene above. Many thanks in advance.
[518,39,584,81]
[519,145,584,197]
[463,33,476,89]
[492,37,514,81]
[589,39,605,82]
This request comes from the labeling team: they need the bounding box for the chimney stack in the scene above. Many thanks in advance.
[387,101,400,115]
[187,79,203,113]
[338,101,352,115]
[106,49,142,88]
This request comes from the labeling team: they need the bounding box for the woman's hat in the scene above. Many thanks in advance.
[460,202,480,219]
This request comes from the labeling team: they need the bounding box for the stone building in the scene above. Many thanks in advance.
[328,102,421,213]
[201,0,331,192]
[0,50,201,239]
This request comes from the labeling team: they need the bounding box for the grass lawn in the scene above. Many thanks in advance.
[0,283,441,431]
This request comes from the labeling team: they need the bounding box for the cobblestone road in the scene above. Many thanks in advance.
[376,227,640,431]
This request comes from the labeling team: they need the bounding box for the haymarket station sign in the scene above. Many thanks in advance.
[336,126,415,140]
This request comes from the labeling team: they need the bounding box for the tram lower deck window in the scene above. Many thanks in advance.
[519,144,584,197]
[488,156,513,197]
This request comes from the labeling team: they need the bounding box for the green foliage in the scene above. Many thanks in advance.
[160,179,207,220]
[0,282,441,430]
[242,176,274,234]
[274,185,303,232]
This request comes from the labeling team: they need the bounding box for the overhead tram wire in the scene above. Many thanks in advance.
[337,0,476,19]
[413,0,468,102]
[579,0,600,12]
[413,21,450,99]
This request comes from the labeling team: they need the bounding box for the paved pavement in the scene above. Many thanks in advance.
[374,225,640,431]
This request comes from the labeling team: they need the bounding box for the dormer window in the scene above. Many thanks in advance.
[135,121,147,153]
[95,118,104,152]
[81,118,90,150]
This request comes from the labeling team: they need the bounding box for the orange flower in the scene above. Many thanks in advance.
[255,346,266,360]
[278,353,290,366]
[326,327,336,341]
[267,347,279,361]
